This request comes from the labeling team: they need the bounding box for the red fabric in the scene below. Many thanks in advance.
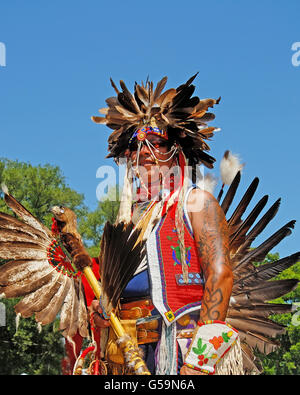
[81,257,100,306]
[61,257,101,375]
[51,217,59,235]
[61,332,83,375]
[161,150,185,218]
[156,201,204,318]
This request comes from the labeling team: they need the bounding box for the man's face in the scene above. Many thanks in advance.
[129,134,175,183]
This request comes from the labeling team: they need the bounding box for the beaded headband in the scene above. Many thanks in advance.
[129,126,168,145]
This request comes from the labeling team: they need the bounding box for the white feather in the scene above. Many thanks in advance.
[115,160,133,225]
[197,173,218,194]
[220,150,244,185]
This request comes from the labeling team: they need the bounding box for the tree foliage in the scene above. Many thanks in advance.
[0,158,88,228]
[0,299,64,375]
[79,185,120,257]
[255,253,300,375]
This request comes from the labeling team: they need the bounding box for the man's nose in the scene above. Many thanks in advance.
[139,142,151,155]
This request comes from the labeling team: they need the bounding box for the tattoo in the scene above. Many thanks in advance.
[200,276,223,320]
[192,192,232,322]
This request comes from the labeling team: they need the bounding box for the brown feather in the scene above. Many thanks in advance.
[14,271,62,317]
[99,221,146,314]
[227,316,285,339]
[119,80,141,114]
[78,282,89,338]
[0,259,48,286]
[0,241,47,261]
[67,280,80,338]
[240,341,262,374]
[232,279,298,304]
[91,116,106,124]
[0,227,49,248]
[233,220,296,271]
[152,76,168,104]
[59,283,73,336]
[110,78,120,94]
[155,88,177,109]
[135,84,150,107]
[4,193,52,238]
[238,330,279,354]
[234,198,281,258]
[227,303,294,320]
[229,195,269,253]
[0,212,49,242]
[228,178,259,227]
[233,252,300,293]
[35,275,71,325]
[220,171,241,213]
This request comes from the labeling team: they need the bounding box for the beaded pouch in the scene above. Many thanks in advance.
[184,320,239,374]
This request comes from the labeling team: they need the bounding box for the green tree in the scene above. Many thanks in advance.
[255,253,300,375]
[0,299,64,375]
[79,185,120,257]
[0,158,88,228]
[0,158,88,375]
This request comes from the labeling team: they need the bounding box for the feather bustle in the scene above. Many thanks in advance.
[4,194,52,238]
[14,271,62,318]
[35,275,70,325]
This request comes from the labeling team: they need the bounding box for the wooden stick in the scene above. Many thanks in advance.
[82,266,151,375]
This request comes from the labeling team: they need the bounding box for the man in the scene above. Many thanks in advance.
[0,75,296,375]
[89,74,242,375]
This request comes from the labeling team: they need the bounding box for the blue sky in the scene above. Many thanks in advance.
[0,0,299,258]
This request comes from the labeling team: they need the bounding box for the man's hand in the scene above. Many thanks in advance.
[88,300,111,329]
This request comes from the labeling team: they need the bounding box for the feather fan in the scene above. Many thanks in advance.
[218,171,299,373]
[98,221,146,316]
[0,190,88,338]
[0,190,147,343]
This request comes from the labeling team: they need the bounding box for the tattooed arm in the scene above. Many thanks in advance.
[190,188,233,322]
[180,188,233,375]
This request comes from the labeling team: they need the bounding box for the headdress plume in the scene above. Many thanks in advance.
[92,74,220,168]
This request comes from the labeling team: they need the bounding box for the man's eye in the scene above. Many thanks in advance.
[154,142,167,149]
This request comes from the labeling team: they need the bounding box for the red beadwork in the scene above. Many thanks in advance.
[47,239,81,279]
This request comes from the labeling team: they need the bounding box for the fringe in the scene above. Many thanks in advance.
[215,337,244,375]
[115,160,133,225]
[155,322,177,375]
[100,327,109,359]
[67,335,79,360]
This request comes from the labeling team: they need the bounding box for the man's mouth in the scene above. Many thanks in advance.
[142,160,154,165]
[139,158,155,165]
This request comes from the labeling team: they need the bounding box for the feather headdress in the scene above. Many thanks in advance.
[92,73,220,168]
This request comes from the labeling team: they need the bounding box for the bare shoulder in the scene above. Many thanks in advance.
[187,187,220,215]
